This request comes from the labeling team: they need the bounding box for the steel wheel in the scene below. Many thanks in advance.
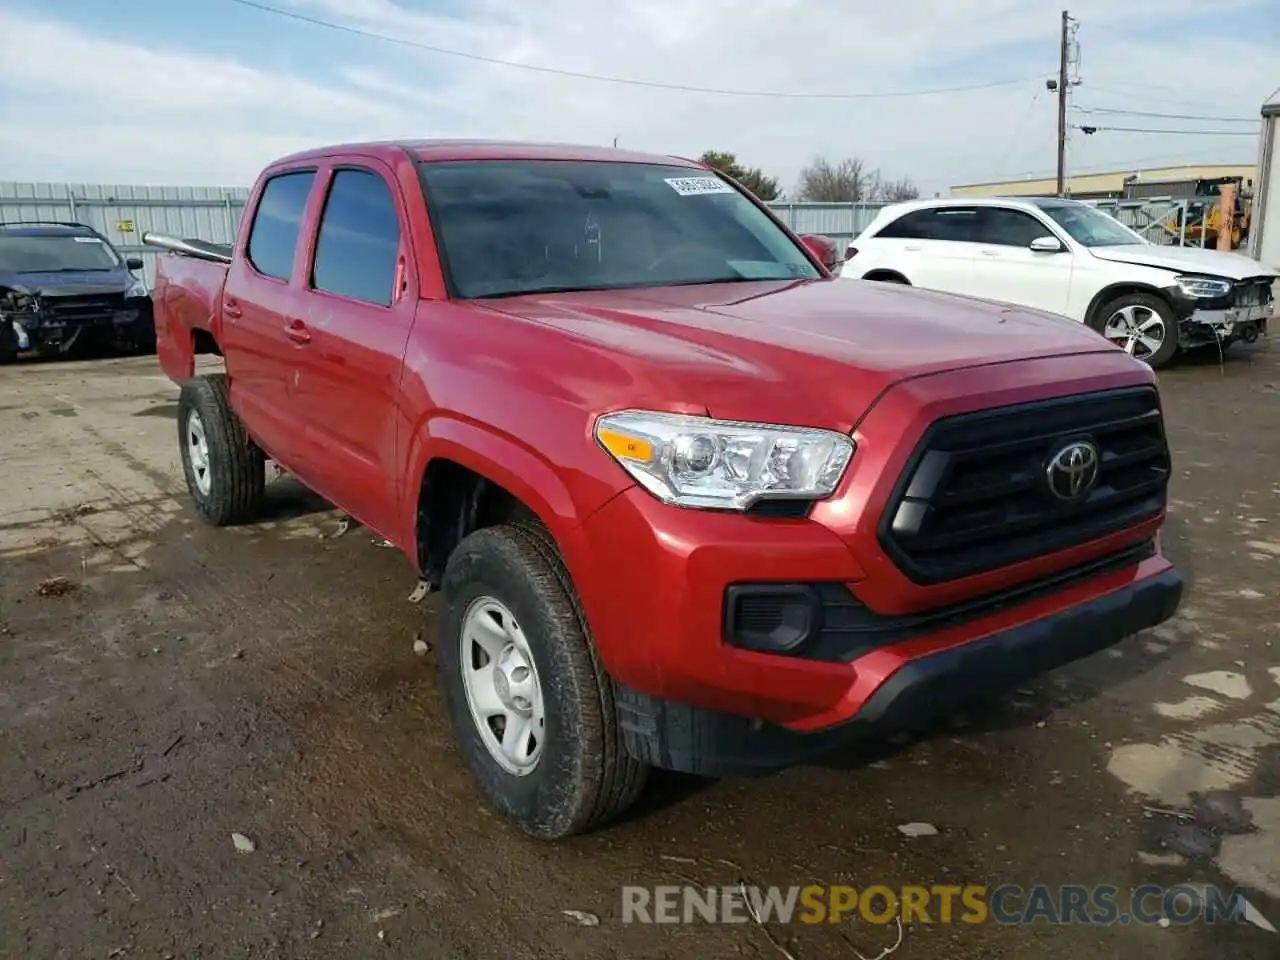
[1103,304,1166,361]
[185,410,212,496]
[460,596,545,776]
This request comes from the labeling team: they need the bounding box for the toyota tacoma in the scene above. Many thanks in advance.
[146,141,1182,839]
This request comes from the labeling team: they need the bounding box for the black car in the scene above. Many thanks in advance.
[0,221,155,362]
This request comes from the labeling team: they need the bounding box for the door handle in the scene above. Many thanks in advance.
[284,319,311,345]
[980,249,1000,256]
[223,298,243,319]
[904,245,921,252]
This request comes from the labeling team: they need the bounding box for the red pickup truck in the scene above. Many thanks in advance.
[147,140,1182,839]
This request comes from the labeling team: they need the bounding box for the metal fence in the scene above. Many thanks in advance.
[0,181,1216,293]
[0,181,250,289]
[765,201,888,247]
[1086,198,1212,247]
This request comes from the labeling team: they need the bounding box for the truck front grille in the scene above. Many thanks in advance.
[879,387,1170,585]
[43,293,126,325]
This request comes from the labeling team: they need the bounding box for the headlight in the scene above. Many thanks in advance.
[1174,275,1232,299]
[594,410,854,511]
[126,279,148,298]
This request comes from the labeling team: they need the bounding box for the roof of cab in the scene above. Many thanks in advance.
[267,139,703,169]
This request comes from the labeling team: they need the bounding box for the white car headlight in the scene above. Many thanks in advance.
[594,410,854,511]
[126,279,148,298]
[1174,275,1232,299]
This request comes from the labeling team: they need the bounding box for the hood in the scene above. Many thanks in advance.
[1088,244,1280,280]
[479,278,1125,429]
[0,271,132,296]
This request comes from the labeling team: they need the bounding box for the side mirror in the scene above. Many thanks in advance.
[1029,236,1064,253]
[126,257,145,270]
[800,234,841,272]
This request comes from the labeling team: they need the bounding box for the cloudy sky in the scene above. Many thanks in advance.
[0,0,1276,194]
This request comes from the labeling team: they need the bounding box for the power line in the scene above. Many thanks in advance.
[1073,105,1259,123]
[1075,124,1260,137]
[219,0,1049,100]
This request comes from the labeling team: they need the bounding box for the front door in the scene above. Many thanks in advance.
[968,207,1075,315]
[287,161,419,538]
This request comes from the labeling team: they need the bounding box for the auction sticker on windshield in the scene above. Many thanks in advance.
[665,177,735,196]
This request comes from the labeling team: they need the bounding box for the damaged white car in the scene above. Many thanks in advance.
[841,196,1278,368]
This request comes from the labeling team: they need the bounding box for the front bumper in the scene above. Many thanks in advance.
[1164,281,1274,347]
[8,299,153,353]
[615,563,1181,776]
[575,484,1180,774]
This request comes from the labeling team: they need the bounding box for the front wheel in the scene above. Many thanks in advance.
[438,521,648,839]
[1093,293,1179,369]
[177,374,265,525]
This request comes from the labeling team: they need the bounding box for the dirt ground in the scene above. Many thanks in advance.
[3,345,1280,960]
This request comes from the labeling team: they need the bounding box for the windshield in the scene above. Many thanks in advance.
[418,160,821,299]
[1034,202,1148,247]
[0,233,121,273]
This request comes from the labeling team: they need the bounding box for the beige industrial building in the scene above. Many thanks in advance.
[951,163,1257,200]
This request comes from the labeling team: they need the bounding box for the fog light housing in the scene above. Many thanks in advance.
[724,584,822,654]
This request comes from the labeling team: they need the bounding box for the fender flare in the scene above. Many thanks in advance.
[400,415,597,577]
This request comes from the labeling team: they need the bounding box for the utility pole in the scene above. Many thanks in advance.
[1055,9,1070,196]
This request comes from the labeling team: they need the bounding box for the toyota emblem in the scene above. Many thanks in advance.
[1046,440,1100,501]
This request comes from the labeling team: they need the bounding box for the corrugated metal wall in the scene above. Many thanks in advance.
[8,182,1191,285]
[765,201,889,246]
[0,181,249,289]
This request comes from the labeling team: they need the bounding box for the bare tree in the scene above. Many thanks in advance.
[796,156,921,203]
[796,156,871,202]
[869,174,921,202]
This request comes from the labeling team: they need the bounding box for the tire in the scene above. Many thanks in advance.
[176,374,265,525]
[1092,292,1179,369]
[865,272,910,284]
[438,521,648,839]
[0,323,17,364]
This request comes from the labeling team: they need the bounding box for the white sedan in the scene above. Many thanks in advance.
[840,196,1278,368]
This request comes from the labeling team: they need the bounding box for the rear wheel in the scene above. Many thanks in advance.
[1094,293,1179,369]
[438,521,648,839]
[177,374,265,525]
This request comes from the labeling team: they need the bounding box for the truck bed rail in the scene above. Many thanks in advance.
[142,232,233,265]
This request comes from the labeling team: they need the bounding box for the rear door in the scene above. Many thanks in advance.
[220,167,319,465]
[870,207,982,294]
[287,159,418,538]
[968,206,1075,315]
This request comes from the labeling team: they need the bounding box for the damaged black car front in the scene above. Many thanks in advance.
[0,222,155,362]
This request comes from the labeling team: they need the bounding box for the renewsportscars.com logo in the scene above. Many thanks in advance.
[621,884,1276,931]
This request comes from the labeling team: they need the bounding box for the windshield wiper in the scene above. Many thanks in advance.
[17,267,113,273]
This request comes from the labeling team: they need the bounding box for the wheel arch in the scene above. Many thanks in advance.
[1083,282,1177,330]
[405,419,596,588]
[861,269,912,284]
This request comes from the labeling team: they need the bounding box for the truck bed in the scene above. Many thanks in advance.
[151,244,230,382]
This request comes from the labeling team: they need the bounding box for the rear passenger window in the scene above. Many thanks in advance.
[247,171,315,281]
[311,169,401,306]
[874,208,982,242]
[875,209,935,239]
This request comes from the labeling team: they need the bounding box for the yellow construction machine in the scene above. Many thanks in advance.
[1122,175,1252,249]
